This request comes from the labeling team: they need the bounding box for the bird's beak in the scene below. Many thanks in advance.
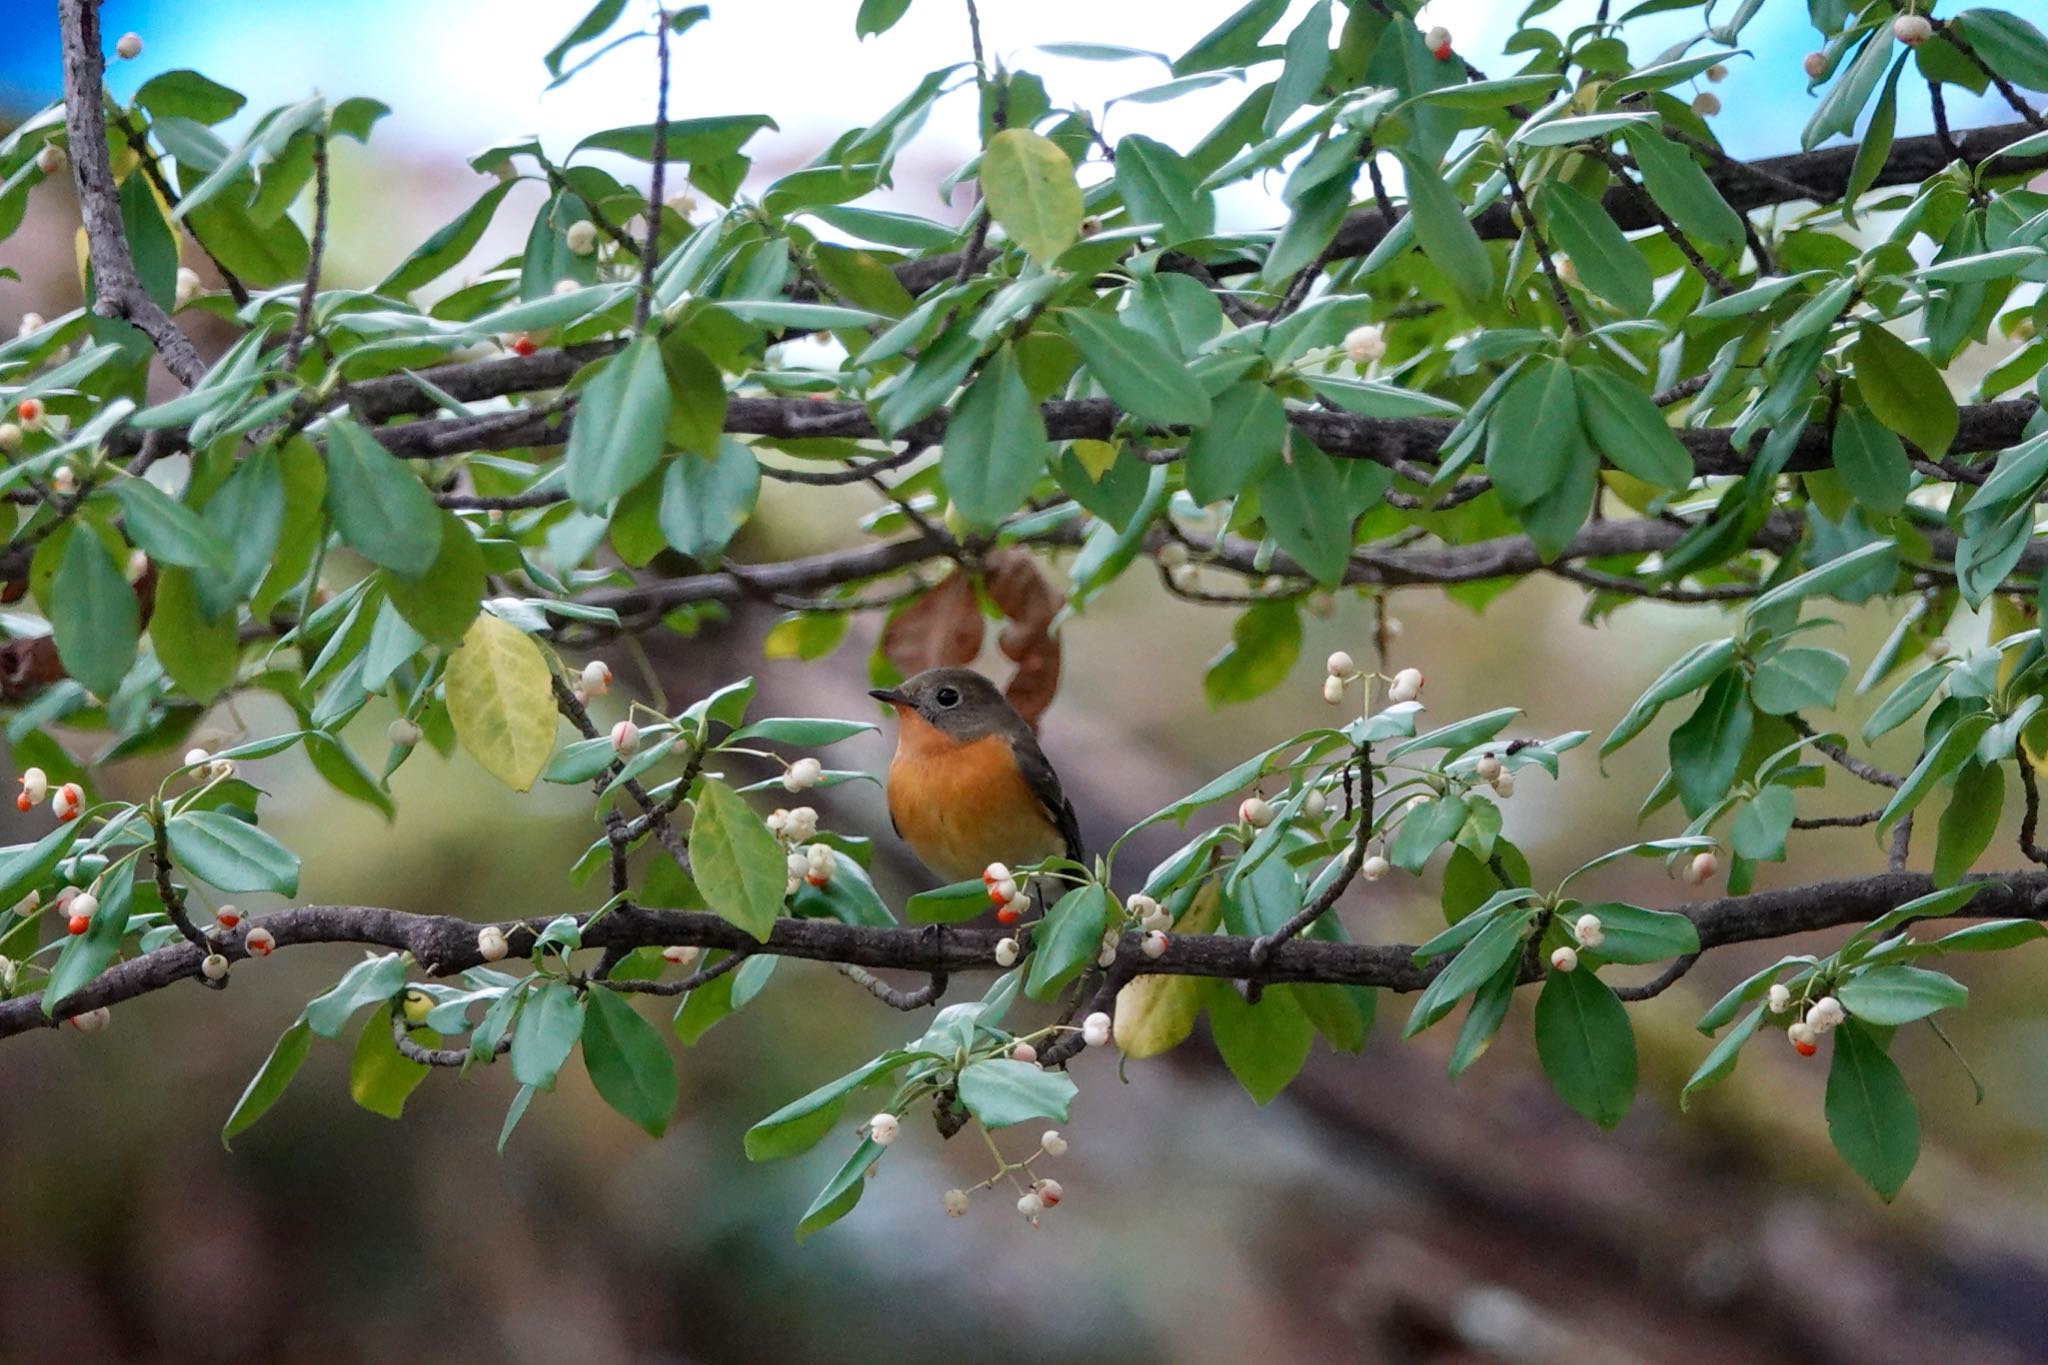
[868,687,906,706]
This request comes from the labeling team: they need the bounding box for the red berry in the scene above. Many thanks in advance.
[14,792,28,813]
[1794,1038,1818,1057]
[510,333,537,357]
[1433,42,1453,60]
[66,914,89,935]
[996,905,1022,925]
[16,398,42,423]
[806,872,830,887]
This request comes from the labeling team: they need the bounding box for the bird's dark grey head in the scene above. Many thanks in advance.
[869,667,1018,740]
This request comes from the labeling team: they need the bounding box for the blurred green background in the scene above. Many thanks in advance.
[4,2,2048,1362]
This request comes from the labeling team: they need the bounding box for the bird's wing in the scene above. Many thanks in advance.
[1012,733,1085,866]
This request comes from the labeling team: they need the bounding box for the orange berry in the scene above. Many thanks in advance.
[16,398,42,423]
[510,333,537,357]
[996,905,1022,925]
[66,914,89,935]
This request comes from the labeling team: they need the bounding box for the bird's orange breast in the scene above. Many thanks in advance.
[886,714,1065,884]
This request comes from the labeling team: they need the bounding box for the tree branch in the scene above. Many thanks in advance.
[8,868,2047,1039]
[57,0,209,388]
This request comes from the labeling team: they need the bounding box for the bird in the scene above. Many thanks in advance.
[869,667,1084,885]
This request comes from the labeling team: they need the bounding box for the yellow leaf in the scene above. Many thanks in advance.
[1071,439,1120,482]
[445,613,557,791]
[1112,880,1223,1060]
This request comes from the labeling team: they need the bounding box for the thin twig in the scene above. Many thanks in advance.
[282,132,330,374]
[1499,153,1583,333]
[635,6,672,330]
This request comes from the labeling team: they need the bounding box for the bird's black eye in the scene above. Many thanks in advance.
[935,686,961,708]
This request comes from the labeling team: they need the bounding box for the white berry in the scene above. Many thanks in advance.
[36,144,64,175]
[183,747,210,769]
[1475,753,1502,783]
[1362,854,1390,881]
[476,925,510,961]
[1142,929,1169,959]
[1322,675,1347,706]
[1016,1192,1044,1218]
[1388,667,1424,703]
[115,31,143,58]
[1692,91,1721,117]
[943,1188,970,1217]
[995,937,1020,967]
[1040,1129,1068,1157]
[1010,1041,1038,1063]
[868,1112,900,1145]
[245,926,276,957]
[1081,1011,1112,1048]
[1684,850,1720,885]
[1550,945,1579,973]
[1806,995,1846,1033]
[565,220,599,256]
[580,660,612,696]
[1803,51,1827,79]
[175,267,202,307]
[201,952,229,981]
[1893,13,1933,45]
[1033,1177,1064,1208]
[1239,796,1275,828]
[18,767,48,803]
[663,944,701,967]
[387,718,422,747]
[1766,983,1792,1014]
[611,720,641,756]
[1342,325,1386,366]
[1303,788,1328,818]
[0,423,18,452]
[1574,913,1605,949]
[784,757,824,792]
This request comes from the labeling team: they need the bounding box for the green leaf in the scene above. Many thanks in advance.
[957,1057,1079,1126]
[941,344,1050,529]
[1115,134,1215,245]
[1203,600,1301,706]
[979,128,1083,265]
[1933,759,2003,887]
[511,979,586,1090]
[1831,405,1910,516]
[167,810,301,895]
[1838,965,1969,1025]
[1448,956,1518,1077]
[1185,382,1287,503]
[544,0,628,77]
[379,181,515,295]
[43,870,135,1013]
[1604,638,1738,756]
[1486,357,1579,510]
[113,479,234,574]
[1825,1018,1919,1200]
[660,437,761,558]
[903,878,990,924]
[1390,794,1471,873]
[0,823,83,913]
[688,778,787,941]
[1534,966,1637,1129]
[444,613,557,792]
[796,1138,883,1241]
[1175,0,1287,74]
[301,952,410,1038]
[1624,125,1743,254]
[1406,909,1528,1036]
[1026,883,1113,1000]
[149,566,238,703]
[380,512,483,646]
[1849,322,1958,460]
[1959,9,2048,90]
[1668,670,1753,816]
[582,986,679,1136]
[136,70,247,124]
[50,528,140,700]
[1751,647,1850,715]
[1542,183,1652,315]
[1206,980,1315,1103]
[566,336,674,511]
[1264,0,1332,132]
[1255,436,1352,583]
[1058,307,1212,427]
[746,1054,906,1160]
[1576,901,1702,965]
[323,416,442,578]
[222,1020,313,1148]
[1575,366,1692,489]
[1398,149,1495,304]
[1879,711,1994,841]
[1732,785,1796,862]
[1680,1003,1765,1110]
[349,1004,430,1119]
